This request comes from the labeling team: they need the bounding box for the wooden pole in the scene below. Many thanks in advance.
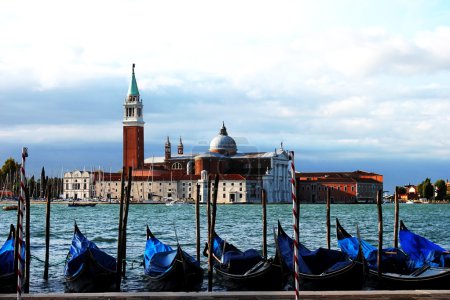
[289,151,299,300]
[121,167,132,276]
[24,184,30,293]
[377,189,383,279]
[208,174,219,292]
[393,187,399,248]
[206,177,212,292]
[326,187,331,250]
[43,185,52,280]
[262,189,267,259]
[115,167,126,291]
[195,183,201,263]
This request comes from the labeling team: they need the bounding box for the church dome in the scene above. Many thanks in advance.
[209,123,237,155]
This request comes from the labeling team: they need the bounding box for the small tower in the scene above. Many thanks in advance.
[178,137,184,155]
[123,64,144,170]
[165,136,171,160]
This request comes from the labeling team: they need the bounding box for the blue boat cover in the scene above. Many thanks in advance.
[0,228,24,276]
[212,234,263,275]
[144,236,199,276]
[399,225,449,268]
[277,227,352,275]
[338,236,410,274]
[64,228,116,278]
[144,236,175,276]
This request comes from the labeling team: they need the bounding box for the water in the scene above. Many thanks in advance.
[0,203,449,293]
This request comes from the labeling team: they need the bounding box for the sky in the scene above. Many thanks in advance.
[1,0,450,192]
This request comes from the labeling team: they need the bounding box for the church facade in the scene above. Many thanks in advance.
[63,65,291,203]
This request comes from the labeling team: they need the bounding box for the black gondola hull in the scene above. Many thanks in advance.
[0,273,15,293]
[144,249,204,292]
[214,260,284,291]
[64,250,116,293]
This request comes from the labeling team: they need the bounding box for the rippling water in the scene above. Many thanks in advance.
[1,203,449,293]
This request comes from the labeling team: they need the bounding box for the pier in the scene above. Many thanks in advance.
[1,290,450,300]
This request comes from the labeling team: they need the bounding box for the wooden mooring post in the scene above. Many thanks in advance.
[393,186,399,248]
[377,189,383,279]
[115,166,126,291]
[261,189,267,259]
[195,183,201,263]
[43,185,52,280]
[24,182,31,293]
[207,174,219,292]
[326,188,331,250]
[121,167,132,276]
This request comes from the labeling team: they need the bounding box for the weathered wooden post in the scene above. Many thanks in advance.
[195,183,201,263]
[206,177,212,292]
[326,187,331,250]
[24,183,31,293]
[262,189,267,259]
[115,167,126,291]
[121,167,132,276]
[377,189,383,279]
[208,174,219,292]
[43,185,52,280]
[393,186,399,248]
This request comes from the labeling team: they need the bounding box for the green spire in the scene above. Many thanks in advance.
[127,63,140,96]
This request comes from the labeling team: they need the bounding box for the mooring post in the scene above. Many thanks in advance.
[43,185,52,280]
[377,189,383,279]
[24,183,31,293]
[394,186,399,248]
[115,166,126,291]
[262,189,267,259]
[121,167,132,276]
[195,183,201,263]
[208,174,219,292]
[206,177,212,292]
[326,188,331,250]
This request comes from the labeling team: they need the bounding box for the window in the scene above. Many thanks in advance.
[172,162,182,170]
[223,194,226,198]
[223,182,226,186]
[231,183,234,186]
[240,188,242,191]
[223,188,225,191]
[240,194,242,198]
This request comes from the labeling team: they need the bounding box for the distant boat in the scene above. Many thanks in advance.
[68,202,96,207]
[2,205,18,211]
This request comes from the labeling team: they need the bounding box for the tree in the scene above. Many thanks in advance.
[423,180,433,199]
[434,179,447,201]
[1,157,19,177]
[397,186,407,194]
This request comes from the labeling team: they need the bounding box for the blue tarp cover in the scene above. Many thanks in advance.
[399,225,449,268]
[0,230,24,276]
[278,227,351,275]
[212,234,263,275]
[338,236,410,274]
[144,237,175,276]
[64,228,116,278]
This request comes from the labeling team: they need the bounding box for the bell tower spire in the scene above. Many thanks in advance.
[123,63,145,170]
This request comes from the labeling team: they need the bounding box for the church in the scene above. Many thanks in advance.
[64,65,291,203]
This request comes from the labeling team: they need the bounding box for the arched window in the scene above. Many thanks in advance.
[172,162,182,170]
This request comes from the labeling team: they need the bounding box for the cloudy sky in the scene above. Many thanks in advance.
[1,0,450,192]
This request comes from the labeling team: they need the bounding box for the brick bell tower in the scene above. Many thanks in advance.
[123,64,144,171]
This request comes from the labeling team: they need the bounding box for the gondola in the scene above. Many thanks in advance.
[203,231,284,291]
[64,223,117,292]
[275,221,365,290]
[399,220,450,268]
[336,218,450,289]
[0,225,17,293]
[144,225,203,291]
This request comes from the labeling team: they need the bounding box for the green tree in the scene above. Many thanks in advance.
[397,186,407,194]
[423,180,433,199]
[1,157,19,177]
[434,179,446,201]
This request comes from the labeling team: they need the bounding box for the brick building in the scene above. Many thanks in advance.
[296,171,383,204]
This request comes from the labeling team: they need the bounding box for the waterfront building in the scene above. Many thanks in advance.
[296,171,383,204]
[63,64,291,203]
[398,184,419,202]
[63,170,94,200]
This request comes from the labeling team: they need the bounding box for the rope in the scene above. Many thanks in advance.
[289,151,299,300]
[17,147,28,300]
[30,255,67,266]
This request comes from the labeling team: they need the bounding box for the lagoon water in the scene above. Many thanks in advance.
[1,203,449,292]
